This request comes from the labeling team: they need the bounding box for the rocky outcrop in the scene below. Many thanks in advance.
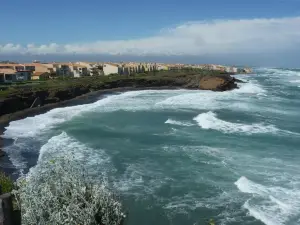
[199,75,237,91]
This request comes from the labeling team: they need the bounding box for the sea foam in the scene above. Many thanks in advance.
[235,176,300,225]
[165,119,193,127]
[2,90,161,139]
[193,111,278,134]
[29,132,113,178]
[3,81,266,140]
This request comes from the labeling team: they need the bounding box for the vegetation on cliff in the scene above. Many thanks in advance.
[0,69,235,117]
[0,172,14,194]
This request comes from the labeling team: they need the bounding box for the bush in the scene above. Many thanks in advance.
[0,172,14,194]
[13,156,126,225]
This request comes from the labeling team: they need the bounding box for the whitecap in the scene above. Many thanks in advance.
[233,82,266,94]
[2,90,169,139]
[10,132,113,176]
[235,176,300,225]
[3,83,269,141]
[165,119,193,127]
[289,80,300,83]
[193,111,278,134]
[243,200,284,225]
[234,176,268,196]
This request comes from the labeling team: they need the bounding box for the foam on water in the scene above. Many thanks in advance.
[235,176,268,195]
[260,68,300,87]
[262,68,300,77]
[28,132,113,178]
[233,81,266,94]
[235,176,300,225]
[193,111,278,134]
[2,90,166,139]
[289,80,300,83]
[112,158,171,198]
[2,72,300,225]
[156,82,267,114]
[3,80,268,141]
[165,119,193,127]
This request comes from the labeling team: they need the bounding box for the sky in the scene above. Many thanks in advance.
[1,0,300,67]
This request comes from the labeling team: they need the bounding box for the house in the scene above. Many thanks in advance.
[23,64,36,72]
[41,63,56,75]
[156,64,169,71]
[90,65,104,76]
[0,63,22,71]
[103,63,119,75]
[52,63,89,77]
[0,69,17,83]
[53,63,72,77]
[71,64,88,77]
[76,62,96,75]
[32,72,50,80]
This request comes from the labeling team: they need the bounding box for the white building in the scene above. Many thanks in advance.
[225,67,238,73]
[71,64,88,77]
[103,63,119,75]
[76,62,97,75]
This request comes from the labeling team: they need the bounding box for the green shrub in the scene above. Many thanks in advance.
[0,172,14,194]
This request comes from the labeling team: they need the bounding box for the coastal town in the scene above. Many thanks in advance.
[0,61,252,83]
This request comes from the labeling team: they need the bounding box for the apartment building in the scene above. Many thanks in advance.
[103,63,119,75]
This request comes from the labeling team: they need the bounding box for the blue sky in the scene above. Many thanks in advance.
[1,0,300,66]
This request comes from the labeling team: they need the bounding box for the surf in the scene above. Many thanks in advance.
[193,111,279,134]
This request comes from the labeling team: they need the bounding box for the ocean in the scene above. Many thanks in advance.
[1,68,300,225]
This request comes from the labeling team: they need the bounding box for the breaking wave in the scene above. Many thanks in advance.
[2,71,300,225]
[165,119,193,126]
[29,132,113,179]
[193,111,278,134]
[235,176,300,225]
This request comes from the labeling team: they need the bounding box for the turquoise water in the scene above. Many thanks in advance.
[2,68,300,225]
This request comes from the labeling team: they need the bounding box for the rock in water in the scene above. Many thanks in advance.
[199,75,237,91]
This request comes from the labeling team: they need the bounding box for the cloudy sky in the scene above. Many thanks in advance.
[1,0,300,67]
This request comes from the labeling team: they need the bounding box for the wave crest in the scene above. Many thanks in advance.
[235,176,300,225]
[193,111,278,134]
[165,119,193,127]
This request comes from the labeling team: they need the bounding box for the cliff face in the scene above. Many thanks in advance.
[0,74,238,118]
[199,75,238,91]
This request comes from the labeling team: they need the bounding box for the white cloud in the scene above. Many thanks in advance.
[1,16,300,55]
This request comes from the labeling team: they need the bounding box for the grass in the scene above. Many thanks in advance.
[0,172,14,194]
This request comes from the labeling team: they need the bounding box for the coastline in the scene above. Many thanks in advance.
[0,71,242,163]
[0,86,182,167]
[0,86,181,131]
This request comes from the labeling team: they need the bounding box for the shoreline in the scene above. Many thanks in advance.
[0,86,182,131]
[0,86,182,164]
[0,70,243,164]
